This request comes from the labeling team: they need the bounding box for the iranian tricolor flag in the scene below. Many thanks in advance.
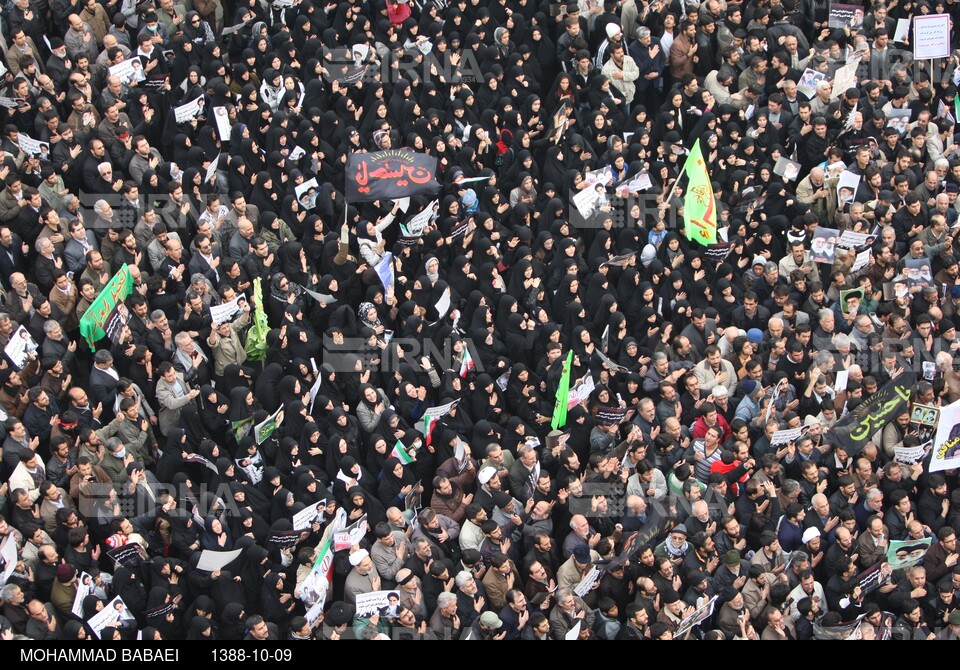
[423,413,441,446]
[389,440,414,464]
[300,533,335,610]
[421,400,458,446]
[459,349,475,378]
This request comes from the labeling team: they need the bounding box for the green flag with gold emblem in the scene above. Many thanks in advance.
[681,139,718,246]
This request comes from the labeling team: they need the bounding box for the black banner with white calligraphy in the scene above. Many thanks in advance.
[594,406,630,426]
[827,372,915,455]
[346,150,440,202]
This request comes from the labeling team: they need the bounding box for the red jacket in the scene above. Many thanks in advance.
[386,0,412,26]
[692,414,732,443]
[710,458,750,498]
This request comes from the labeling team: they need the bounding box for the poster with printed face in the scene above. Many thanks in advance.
[810,228,839,264]
[883,278,910,301]
[887,108,911,136]
[292,499,326,531]
[4,325,37,369]
[582,167,613,191]
[931,397,960,472]
[573,179,611,219]
[828,3,864,29]
[853,561,891,599]
[87,596,135,639]
[209,295,242,325]
[333,515,368,551]
[894,443,929,465]
[568,373,595,410]
[886,537,932,571]
[0,535,17,585]
[354,590,400,618]
[17,134,46,159]
[295,178,319,210]
[173,96,204,124]
[404,480,422,512]
[910,403,940,428]
[102,301,132,344]
[774,157,801,182]
[836,230,875,249]
[546,430,571,453]
[212,106,231,140]
[254,406,284,444]
[840,287,864,314]
[904,257,934,288]
[109,59,145,87]
[615,172,653,197]
[797,69,826,99]
[71,572,96,618]
[836,171,860,209]
[288,145,305,162]
[676,595,719,638]
[401,200,439,238]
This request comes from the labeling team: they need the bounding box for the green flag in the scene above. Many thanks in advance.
[254,406,283,444]
[78,264,133,348]
[551,350,574,430]
[955,94,960,125]
[244,277,269,361]
[681,139,718,246]
[231,415,255,443]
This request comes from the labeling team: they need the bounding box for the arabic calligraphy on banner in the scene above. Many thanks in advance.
[345,150,440,202]
[827,373,915,454]
[930,397,960,473]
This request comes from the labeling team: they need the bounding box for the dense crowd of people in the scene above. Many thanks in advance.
[0,0,958,643]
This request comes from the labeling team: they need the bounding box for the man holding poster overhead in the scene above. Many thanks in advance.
[207,298,251,381]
